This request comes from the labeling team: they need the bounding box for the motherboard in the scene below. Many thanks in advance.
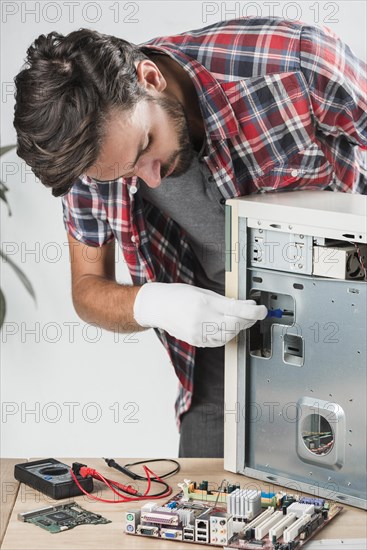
[125,479,342,548]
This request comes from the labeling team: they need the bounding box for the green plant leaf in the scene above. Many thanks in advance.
[0,145,16,156]
[0,144,35,327]
[0,144,16,214]
[0,249,36,303]
[0,288,5,329]
[0,180,12,215]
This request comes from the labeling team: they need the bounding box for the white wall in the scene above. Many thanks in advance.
[1,1,366,459]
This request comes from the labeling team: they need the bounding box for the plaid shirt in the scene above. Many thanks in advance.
[62,17,367,428]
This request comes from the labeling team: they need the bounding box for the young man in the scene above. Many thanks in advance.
[13,17,366,458]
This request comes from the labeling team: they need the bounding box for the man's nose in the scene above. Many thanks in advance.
[137,159,162,188]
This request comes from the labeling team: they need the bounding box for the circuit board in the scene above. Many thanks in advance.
[125,480,343,549]
[18,501,111,533]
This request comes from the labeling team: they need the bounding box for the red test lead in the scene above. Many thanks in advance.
[70,462,172,504]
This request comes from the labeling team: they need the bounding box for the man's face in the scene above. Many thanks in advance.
[86,94,195,188]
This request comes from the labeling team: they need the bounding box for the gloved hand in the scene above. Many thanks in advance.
[133,282,267,348]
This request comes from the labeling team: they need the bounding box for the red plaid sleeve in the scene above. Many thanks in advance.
[62,176,114,247]
[300,24,367,149]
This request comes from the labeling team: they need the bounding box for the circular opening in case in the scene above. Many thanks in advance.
[301,414,334,456]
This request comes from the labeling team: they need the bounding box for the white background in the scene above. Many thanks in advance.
[1,1,366,459]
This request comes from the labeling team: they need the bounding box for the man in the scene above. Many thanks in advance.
[13,17,366,458]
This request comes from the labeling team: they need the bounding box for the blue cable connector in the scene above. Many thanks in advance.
[266,308,284,318]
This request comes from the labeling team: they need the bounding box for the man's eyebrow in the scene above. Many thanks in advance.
[91,136,147,182]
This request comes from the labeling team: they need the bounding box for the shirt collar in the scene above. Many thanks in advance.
[139,43,240,141]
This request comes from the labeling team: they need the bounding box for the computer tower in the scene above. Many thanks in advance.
[224,190,367,509]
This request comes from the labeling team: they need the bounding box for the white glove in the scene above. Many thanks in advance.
[133,282,267,348]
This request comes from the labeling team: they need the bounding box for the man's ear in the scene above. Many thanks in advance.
[135,59,166,93]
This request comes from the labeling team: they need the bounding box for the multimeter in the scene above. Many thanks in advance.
[14,458,93,499]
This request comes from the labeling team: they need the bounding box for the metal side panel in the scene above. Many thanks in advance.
[241,269,367,509]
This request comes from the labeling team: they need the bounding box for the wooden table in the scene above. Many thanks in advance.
[0,459,26,546]
[1,458,366,549]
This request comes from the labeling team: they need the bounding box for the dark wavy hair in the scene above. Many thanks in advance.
[13,29,149,197]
